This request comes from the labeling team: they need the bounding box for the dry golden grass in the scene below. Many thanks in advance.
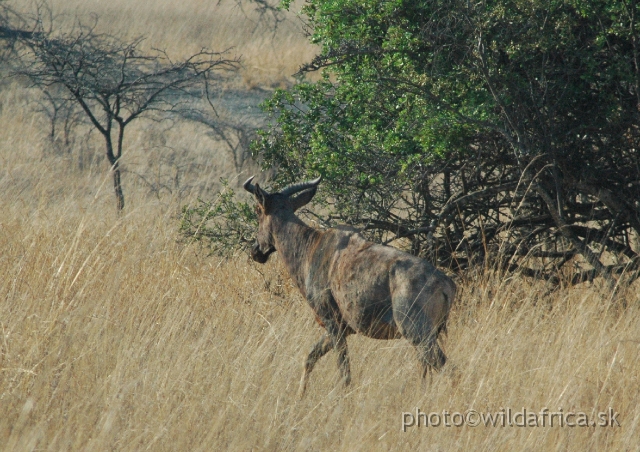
[1,1,639,450]
[1,118,640,451]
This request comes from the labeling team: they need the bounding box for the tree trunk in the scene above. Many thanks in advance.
[112,162,125,211]
[105,128,125,212]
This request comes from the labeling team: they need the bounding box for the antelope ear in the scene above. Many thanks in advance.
[254,183,272,211]
[289,186,318,212]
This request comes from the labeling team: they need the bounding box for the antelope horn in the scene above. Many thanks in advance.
[244,175,270,204]
[243,176,257,194]
[280,176,322,197]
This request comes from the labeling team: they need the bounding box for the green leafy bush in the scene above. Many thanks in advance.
[180,180,257,256]
[185,0,640,283]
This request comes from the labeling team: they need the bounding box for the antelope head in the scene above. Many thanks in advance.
[243,175,321,263]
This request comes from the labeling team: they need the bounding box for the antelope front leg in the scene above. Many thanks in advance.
[324,320,351,389]
[298,333,333,398]
[334,331,351,387]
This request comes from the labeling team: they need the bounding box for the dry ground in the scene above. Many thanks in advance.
[1,1,640,450]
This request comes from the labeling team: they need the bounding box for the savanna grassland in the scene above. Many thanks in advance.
[1,1,639,450]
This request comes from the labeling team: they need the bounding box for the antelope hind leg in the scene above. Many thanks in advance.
[418,337,446,380]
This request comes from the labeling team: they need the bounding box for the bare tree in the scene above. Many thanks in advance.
[0,1,35,70]
[180,107,258,174]
[16,15,239,210]
[34,86,84,153]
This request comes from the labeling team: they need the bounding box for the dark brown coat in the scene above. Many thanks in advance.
[244,176,456,396]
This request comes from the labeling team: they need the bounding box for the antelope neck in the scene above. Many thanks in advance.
[271,214,321,292]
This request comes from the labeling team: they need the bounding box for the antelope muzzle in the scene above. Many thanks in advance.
[250,242,275,263]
